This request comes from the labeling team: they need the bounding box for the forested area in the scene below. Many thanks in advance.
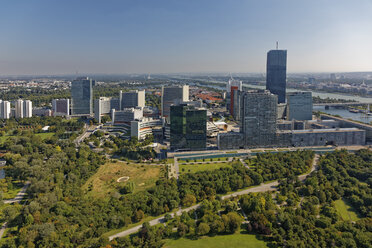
[250,150,314,181]
[0,128,316,247]
[1,122,370,248]
[110,150,372,248]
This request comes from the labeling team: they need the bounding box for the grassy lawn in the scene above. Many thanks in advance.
[82,161,165,198]
[179,162,231,174]
[165,233,267,248]
[35,132,55,139]
[334,199,361,222]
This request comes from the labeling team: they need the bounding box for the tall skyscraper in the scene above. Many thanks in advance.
[0,101,11,119]
[170,104,207,150]
[226,79,242,113]
[71,77,93,115]
[161,85,189,118]
[94,97,118,123]
[266,49,287,103]
[240,90,277,147]
[286,92,313,121]
[23,100,33,118]
[120,90,145,109]
[52,99,70,116]
[226,79,242,93]
[15,99,24,118]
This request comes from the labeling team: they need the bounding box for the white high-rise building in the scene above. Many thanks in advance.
[24,100,33,118]
[1,101,11,119]
[15,99,24,118]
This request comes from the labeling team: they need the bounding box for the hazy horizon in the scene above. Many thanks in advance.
[1,0,372,76]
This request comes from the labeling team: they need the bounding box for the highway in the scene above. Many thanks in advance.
[109,155,319,241]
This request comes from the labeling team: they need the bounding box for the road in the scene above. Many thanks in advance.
[0,181,30,240]
[109,154,319,241]
[74,125,97,145]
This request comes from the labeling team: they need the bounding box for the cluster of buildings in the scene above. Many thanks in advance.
[217,48,367,149]
[55,78,207,148]
[0,99,32,119]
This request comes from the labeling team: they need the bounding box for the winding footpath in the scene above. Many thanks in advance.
[0,181,30,240]
[109,154,319,241]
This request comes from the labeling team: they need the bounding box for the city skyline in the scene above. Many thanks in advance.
[1,0,372,75]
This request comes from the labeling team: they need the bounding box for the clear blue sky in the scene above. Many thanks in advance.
[1,0,372,75]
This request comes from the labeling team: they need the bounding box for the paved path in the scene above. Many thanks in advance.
[3,181,30,204]
[239,158,250,169]
[174,157,179,179]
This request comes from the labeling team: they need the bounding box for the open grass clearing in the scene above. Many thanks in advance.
[165,232,267,248]
[82,161,165,198]
[334,199,361,222]
[179,162,232,174]
[35,132,55,139]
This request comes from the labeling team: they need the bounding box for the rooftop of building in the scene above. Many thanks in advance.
[278,127,363,134]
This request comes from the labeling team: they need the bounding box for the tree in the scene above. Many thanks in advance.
[134,209,145,222]
[226,212,241,233]
[177,223,188,237]
[197,223,210,236]
[182,194,196,207]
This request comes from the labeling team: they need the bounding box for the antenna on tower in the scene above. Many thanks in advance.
[276,41,278,50]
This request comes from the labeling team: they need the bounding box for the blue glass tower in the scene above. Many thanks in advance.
[266,49,287,103]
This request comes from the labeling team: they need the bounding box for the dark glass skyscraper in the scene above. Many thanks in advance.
[170,104,206,150]
[266,49,287,103]
[71,77,93,115]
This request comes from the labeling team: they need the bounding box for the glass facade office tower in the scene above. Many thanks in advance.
[240,90,277,147]
[71,77,93,115]
[287,92,313,121]
[161,85,189,118]
[266,50,287,103]
[170,105,206,150]
[120,90,145,109]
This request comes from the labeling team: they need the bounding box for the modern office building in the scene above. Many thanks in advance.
[161,85,189,118]
[112,108,143,124]
[170,104,207,150]
[266,49,287,103]
[240,90,278,147]
[23,100,33,118]
[226,79,242,113]
[226,79,243,93]
[286,92,313,121]
[52,99,70,116]
[131,118,163,140]
[120,90,145,109]
[71,77,93,115]
[231,87,242,120]
[15,99,24,118]
[94,97,120,123]
[0,101,11,119]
